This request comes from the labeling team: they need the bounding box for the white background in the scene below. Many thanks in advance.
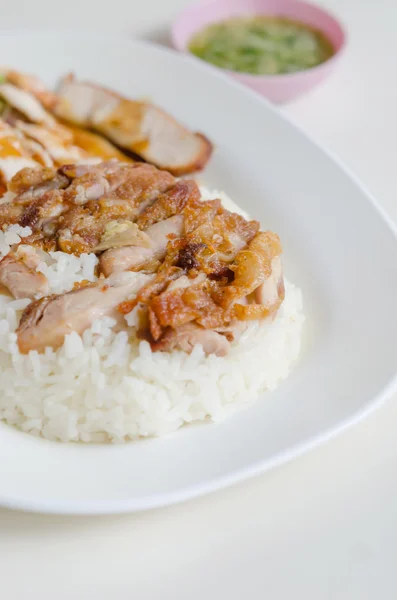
[1,1,397,598]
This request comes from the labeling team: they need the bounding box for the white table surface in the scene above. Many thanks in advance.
[1,1,396,598]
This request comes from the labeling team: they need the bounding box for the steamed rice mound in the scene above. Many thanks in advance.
[0,189,305,443]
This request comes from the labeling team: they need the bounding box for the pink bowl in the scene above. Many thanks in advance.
[172,0,346,103]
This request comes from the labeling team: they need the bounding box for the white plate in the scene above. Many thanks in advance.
[1,31,397,515]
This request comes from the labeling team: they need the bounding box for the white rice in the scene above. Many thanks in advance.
[0,224,32,257]
[0,188,305,443]
[35,251,99,294]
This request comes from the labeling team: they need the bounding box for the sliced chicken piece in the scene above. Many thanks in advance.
[152,322,230,357]
[2,168,69,234]
[0,117,54,168]
[18,190,66,232]
[58,160,121,179]
[57,205,106,254]
[0,83,55,126]
[166,206,259,280]
[66,124,133,162]
[0,201,23,227]
[217,231,282,309]
[0,187,67,243]
[63,161,165,208]
[136,180,200,229]
[0,253,48,299]
[100,214,184,276]
[0,121,39,185]
[183,197,222,235]
[2,70,58,110]
[254,255,284,306]
[9,166,68,196]
[188,210,259,262]
[20,136,53,168]
[57,169,176,254]
[133,271,222,346]
[89,198,139,223]
[129,269,242,356]
[16,121,89,164]
[149,280,224,333]
[16,273,145,353]
[58,162,174,215]
[62,169,110,205]
[66,162,175,225]
[54,76,213,175]
[3,161,175,254]
[105,162,175,205]
[233,256,285,320]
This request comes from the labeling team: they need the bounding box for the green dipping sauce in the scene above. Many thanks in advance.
[188,16,334,75]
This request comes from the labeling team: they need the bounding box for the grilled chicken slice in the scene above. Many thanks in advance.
[0,253,48,299]
[0,116,86,172]
[100,214,184,276]
[16,272,149,353]
[159,203,259,280]
[0,121,39,186]
[54,76,213,175]
[152,322,230,357]
[235,256,285,320]
[217,231,283,310]
[1,69,58,110]
[66,125,133,162]
[232,254,285,321]
[254,255,284,307]
[0,168,69,234]
[149,279,224,333]
[1,162,175,253]
[62,169,110,205]
[89,162,174,209]
[188,210,259,260]
[134,269,228,353]
[57,163,175,253]
[0,83,55,126]
[136,180,200,229]
[9,166,69,197]
[16,121,89,164]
